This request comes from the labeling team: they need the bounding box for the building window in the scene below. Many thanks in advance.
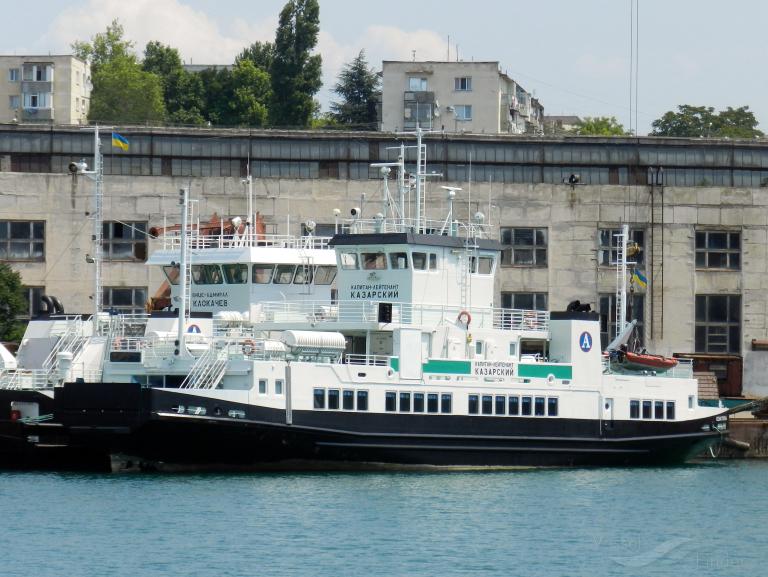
[547,398,559,417]
[399,392,411,412]
[103,286,147,315]
[501,292,548,311]
[22,286,44,318]
[313,388,326,409]
[0,221,45,261]
[9,68,19,82]
[413,392,424,413]
[454,105,472,121]
[9,95,19,110]
[468,394,479,414]
[500,228,547,266]
[599,293,645,350]
[454,77,472,91]
[695,231,740,270]
[598,228,645,266]
[666,401,675,420]
[642,400,652,419]
[328,389,340,410]
[695,294,741,353]
[103,221,147,261]
[408,77,427,91]
[385,391,396,412]
[343,389,354,410]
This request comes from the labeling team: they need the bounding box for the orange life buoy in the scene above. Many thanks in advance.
[457,310,472,326]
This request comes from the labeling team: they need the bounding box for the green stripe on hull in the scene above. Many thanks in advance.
[517,364,573,380]
[389,358,472,375]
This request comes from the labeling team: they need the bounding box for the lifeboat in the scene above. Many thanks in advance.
[621,351,678,372]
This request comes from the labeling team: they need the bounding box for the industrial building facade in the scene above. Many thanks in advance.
[1,125,768,397]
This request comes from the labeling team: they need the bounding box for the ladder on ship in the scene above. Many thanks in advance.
[180,341,230,390]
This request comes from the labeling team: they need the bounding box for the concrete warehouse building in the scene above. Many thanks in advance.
[1,124,768,398]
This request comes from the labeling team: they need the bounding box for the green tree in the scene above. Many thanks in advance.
[270,0,322,127]
[651,104,763,138]
[89,56,166,123]
[330,50,380,129]
[571,116,628,136]
[71,19,134,74]
[143,41,205,125]
[714,106,763,138]
[0,264,26,342]
[229,60,271,126]
[236,41,275,71]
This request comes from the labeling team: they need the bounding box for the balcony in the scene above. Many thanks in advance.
[21,108,54,121]
[21,81,52,93]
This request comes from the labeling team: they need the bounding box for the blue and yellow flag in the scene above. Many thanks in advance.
[111,132,129,151]
[631,269,648,289]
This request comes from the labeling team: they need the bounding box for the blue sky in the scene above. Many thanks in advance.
[3,0,766,135]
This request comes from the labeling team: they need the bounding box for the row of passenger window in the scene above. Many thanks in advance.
[313,388,370,411]
[163,263,337,286]
[385,391,453,414]
[469,394,558,417]
[630,399,675,420]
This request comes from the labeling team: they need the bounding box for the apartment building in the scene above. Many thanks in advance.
[0,55,90,125]
[380,61,544,134]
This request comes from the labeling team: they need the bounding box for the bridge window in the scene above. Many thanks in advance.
[162,265,180,285]
[315,265,337,285]
[362,252,387,270]
[429,254,438,270]
[191,264,223,285]
[252,264,274,284]
[412,252,427,270]
[273,264,295,284]
[294,265,313,284]
[340,252,358,270]
[222,263,248,284]
[390,252,409,269]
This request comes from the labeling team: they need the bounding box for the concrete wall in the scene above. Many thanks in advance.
[2,170,768,397]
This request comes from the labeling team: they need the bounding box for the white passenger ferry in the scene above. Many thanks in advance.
[11,130,732,470]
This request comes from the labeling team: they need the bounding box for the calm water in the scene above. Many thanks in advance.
[0,461,766,577]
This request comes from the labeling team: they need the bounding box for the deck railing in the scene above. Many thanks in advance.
[256,300,549,333]
[158,232,333,252]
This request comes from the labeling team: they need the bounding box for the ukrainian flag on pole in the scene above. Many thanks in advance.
[111,132,129,151]
[632,269,648,289]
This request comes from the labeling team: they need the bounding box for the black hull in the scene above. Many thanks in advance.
[39,383,727,471]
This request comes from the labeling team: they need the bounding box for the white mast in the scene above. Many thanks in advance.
[176,187,190,356]
[616,224,629,336]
